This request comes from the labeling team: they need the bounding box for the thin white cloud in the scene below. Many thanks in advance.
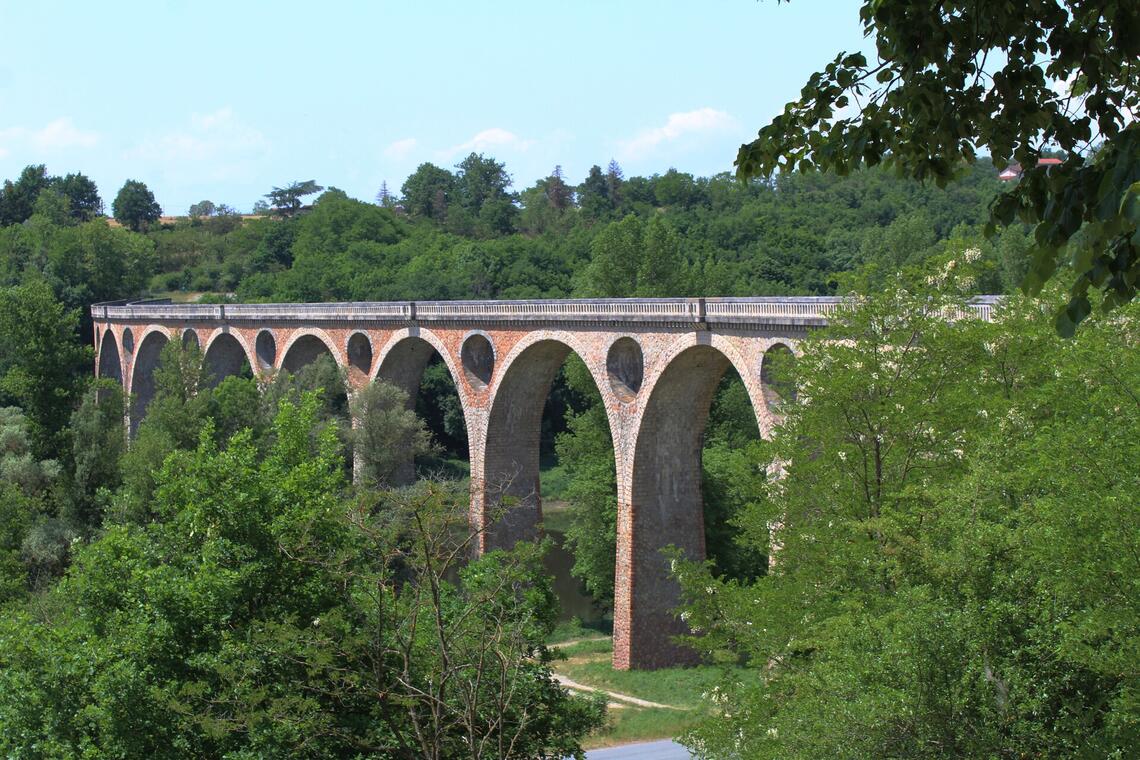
[445,127,534,157]
[619,107,736,159]
[0,118,100,156]
[130,107,267,165]
[31,118,100,150]
[384,137,418,159]
[125,109,270,195]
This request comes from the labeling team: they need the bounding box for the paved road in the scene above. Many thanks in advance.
[582,739,694,759]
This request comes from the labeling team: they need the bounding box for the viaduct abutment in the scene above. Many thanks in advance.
[91,296,998,670]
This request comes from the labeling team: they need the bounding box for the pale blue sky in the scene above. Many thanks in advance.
[0,1,872,214]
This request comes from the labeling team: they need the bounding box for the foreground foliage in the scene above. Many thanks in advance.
[675,276,1139,758]
[740,1,1140,332]
[0,397,604,758]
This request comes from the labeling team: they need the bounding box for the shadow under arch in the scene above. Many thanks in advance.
[97,330,123,385]
[372,330,471,486]
[481,335,616,552]
[203,331,253,388]
[281,331,339,374]
[128,329,170,437]
[619,341,760,670]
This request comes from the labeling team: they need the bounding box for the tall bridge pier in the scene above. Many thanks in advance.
[91,297,995,669]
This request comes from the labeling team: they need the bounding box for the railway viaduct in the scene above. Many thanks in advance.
[90,297,996,670]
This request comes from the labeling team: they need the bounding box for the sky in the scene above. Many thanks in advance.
[0,0,874,215]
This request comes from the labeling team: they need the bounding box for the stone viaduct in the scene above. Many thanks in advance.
[90,297,996,670]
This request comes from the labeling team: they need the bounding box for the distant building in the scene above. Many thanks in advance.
[999,157,1063,181]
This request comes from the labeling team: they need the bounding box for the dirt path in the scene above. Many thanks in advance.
[553,673,680,710]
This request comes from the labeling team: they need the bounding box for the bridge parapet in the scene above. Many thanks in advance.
[94,296,998,326]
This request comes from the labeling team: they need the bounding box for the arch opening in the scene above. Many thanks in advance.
[460,333,494,388]
[122,327,135,355]
[606,337,644,402]
[534,350,616,630]
[619,343,767,669]
[761,342,797,414]
[97,331,123,385]
[282,334,336,374]
[255,330,277,369]
[347,332,373,379]
[203,333,252,388]
[375,336,469,486]
[182,329,200,351]
[128,331,169,437]
[482,338,615,601]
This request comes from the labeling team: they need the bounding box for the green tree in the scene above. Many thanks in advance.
[112,179,161,231]
[577,164,614,221]
[673,273,1140,758]
[578,215,688,297]
[347,379,433,486]
[264,179,323,217]
[401,162,455,221]
[0,282,90,459]
[0,396,604,757]
[0,165,51,226]
[0,407,62,602]
[187,199,217,218]
[51,172,102,221]
[737,0,1140,333]
[66,380,126,532]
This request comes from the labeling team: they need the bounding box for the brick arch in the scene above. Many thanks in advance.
[279,327,343,373]
[477,330,619,550]
[371,327,475,486]
[202,329,255,388]
[127,326,172,437]
[97,328,123,385]
[614,334,772,670]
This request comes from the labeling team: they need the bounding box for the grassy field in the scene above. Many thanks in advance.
[548,625,736,750]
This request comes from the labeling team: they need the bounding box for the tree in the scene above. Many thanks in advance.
[546,165,573,211]
[112,180,161,231]
[0,282,90,459]
[737,1,1140,334]
[0,165,51,226]
[400,162,455,221]
[375,180,396,209]
[672,269,1140,758]
[577,214,688,297]
[0,407,62,602]
[51,173,102,221]
[0,396,605,757]
[605,159,624,209]
[347,380,432,486]
[66,380,126,532]
[187,199,217,218]
[264,179,323,217]
[454,153,513,215]
[577,165,614,220]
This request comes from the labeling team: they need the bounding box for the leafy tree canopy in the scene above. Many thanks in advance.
[738,0,1140,334]
[112,179,161,231]
[265,179,323,217]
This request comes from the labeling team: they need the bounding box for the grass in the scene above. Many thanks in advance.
[541,499,574,534]
[540,462,572,501]
[548,617,612,644]
[561,655,728,710]
[547,632,739,750]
